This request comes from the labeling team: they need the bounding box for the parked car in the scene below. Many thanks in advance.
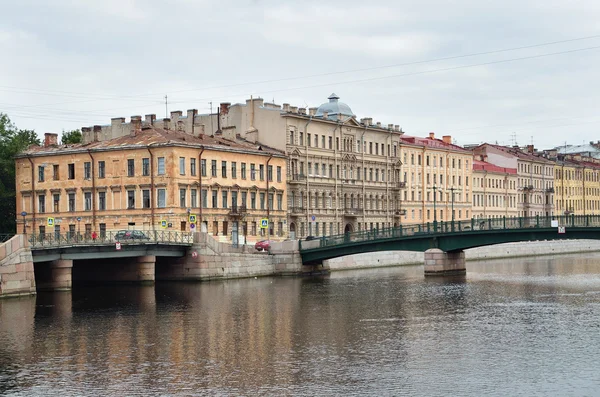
[305,235,316,241]
[115,230,151,241]
[255,240,271,251]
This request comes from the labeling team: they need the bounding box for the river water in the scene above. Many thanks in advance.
[1,253,600,396]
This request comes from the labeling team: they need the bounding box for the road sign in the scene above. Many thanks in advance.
[260,218,269,229]
[189,214,197,223]
[551,220,559,228]
[190,223,195,229]
[47,217,54,227]
[21,211,27,217]
[191,251,198,258]
[558,226,566,234]
[311,215,316,222]
[115,242,122,250]
[160,220,167,229]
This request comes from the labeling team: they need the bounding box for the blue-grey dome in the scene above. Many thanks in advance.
[315,93,355,119]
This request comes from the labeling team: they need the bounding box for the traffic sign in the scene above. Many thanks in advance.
[311,215,316,222]
[115,242,122,250]
[260,218,269,229]
[160,220,167,229]
[189,214,197,223]
[191,251,198,258]
[21,211,27,217]
[558,226,566,234]
[190,223,195,229]
[47,217,54,227]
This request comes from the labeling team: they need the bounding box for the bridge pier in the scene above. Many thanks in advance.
[123,256,155,284]
[48,259,73,290]
[424,249,466,276]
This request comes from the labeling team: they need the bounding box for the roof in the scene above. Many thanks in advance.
[17,127,286,158]
[473,160,517,174]
[400,135,471,153]
[315,93,355,120]
[476,143,554,163]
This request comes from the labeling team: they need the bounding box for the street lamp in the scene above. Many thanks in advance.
[21,211,27,235]
[77,217,81,242]
[449,187,457,231]
[432,185,438,231]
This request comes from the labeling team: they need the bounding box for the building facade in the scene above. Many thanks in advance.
[471,159,518,219]
[16,121,287,243]
[553,154,600,216]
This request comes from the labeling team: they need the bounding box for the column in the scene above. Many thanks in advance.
[424,248,466,276]
[49,259,73,290]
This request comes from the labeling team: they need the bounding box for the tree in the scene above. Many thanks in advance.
[60,129,82,144]
[0,113,40,233]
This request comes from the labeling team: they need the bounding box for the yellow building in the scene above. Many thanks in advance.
[554,155,600,216]
[15,119,287,244]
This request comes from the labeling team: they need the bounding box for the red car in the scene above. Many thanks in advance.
[255,240,270,251]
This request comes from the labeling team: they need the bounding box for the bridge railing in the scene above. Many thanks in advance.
[27,230,193,249]
[300,215,600,251]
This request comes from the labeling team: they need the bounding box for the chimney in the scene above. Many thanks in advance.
[220,102,231,115]
[44,133,59,147]
[322,111,329,119]
[362,117,372,126]
[527,144,534,154]
[282,103,290,112]
[162,118,171,130]
[442,135,452,144]
[145,114,156,125]
[130,116,142,136]
[388,124,394,130]
[309,107,317,116]
[298,107,306,115]
[187,109,197,134]
[170,111,182,124]
[93,125,101,142]
[429,132,435,139]
[376,122,382,128]
[111,117,125,127]
[394,125,400,132]
[290,106,298,113]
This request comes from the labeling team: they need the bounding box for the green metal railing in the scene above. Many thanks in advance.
[0,234,15,243]
[28,230,193,249]
[299,215,600,251]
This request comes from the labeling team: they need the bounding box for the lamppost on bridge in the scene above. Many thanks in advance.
[21,211,27,235]
[432,185,438,231]
[77,217,81,242]
[449,187,457,231]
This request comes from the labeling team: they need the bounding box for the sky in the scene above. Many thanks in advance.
[1,0,599,149]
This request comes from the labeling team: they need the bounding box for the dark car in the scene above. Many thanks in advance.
[115,230,151,241]
[305,235,316,241]
[255,240,271,251]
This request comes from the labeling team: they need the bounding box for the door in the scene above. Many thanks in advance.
[232,221,239,247]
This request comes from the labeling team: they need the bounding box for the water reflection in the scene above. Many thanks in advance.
[0,253,599,396]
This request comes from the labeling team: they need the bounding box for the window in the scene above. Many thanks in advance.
[241,191,247,207]
[321,135,325,148]
[259,164,265,181]
[180,188,186,207]
[212,190,218,208]
[127,190,135,209]
[191,189,197,208]
[336,137,340,150]
[250,164,256,181]
[190,158,196,176]
[68,163,75,179]
[201,189,207,208]
[158,157,165,175]
[307,133,311,147]
[276,166,282,182]
[53,165,59,180]
[222,191,228,208]
[179,157,185,175]
[251,192,256,209]
[268,193,274,210]
[267,165,273,181]
[84,162,91,179]
[143,158,150,176]
[98,161,105,178]
[38,195,45,213]
[84,192,92,211]
[98,192,106,210]
[68,193,75,212]
[38,166,44,182]
[211,160,217,177]
[127,159,135,177]
[53,194,60,212]
[232,162,237,178]
[241,163,247,179]
[277,194,282,210]
[201,159,207,176]
[329,136,332,149]
[141,190,150,208]
[299,132,304,145]
[314,134,318,147]
[157,189,166,208]
[222,161,227,178]
[260,192,265,209]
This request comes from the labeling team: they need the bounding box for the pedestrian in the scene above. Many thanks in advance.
[91,231,98,241]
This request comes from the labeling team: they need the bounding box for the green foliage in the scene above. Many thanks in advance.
[0,113,40,233]
[60,129,82,144]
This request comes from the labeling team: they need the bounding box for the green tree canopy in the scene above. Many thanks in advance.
[60,129,82,144]
[0,113,40,233]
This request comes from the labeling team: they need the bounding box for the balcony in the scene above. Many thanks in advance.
[289,174,306,184]
[546,187,555,193]
[523,185,534,191]
[229,205,247,217]
[392,181,407,190]
[290,206,306,216]
[393,209,407,217]
[344,207,363,217]
[564,207,574,215]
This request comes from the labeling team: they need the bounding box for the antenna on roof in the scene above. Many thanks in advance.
[165,95,168,118]
[510,132,517,146]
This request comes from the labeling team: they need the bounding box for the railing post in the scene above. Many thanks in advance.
[503,216,506,229]
[586,215,589,227]
[571,214,575,227]
[471,218,474,230]
[536,215,539,228]
[427,222,430,233]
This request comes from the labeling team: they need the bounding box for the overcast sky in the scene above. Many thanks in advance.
[1,0,599,149]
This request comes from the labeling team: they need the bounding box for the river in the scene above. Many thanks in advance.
[1,253,600,396]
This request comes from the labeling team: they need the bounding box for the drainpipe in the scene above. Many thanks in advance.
[27,156,36,234]
[421,145,426,226]
[266,155,273,240]
[361,125,367,228]
[87,150,96,231]
[304,117,313,237]
[146,144,156,231]
[198,146,205,230]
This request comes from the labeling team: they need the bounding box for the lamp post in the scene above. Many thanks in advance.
[21,211,27,235]
[449,187,456,231]
[77,217,81,242]
[432,185,437,231]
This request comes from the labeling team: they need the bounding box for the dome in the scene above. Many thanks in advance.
[315,93,355,120]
